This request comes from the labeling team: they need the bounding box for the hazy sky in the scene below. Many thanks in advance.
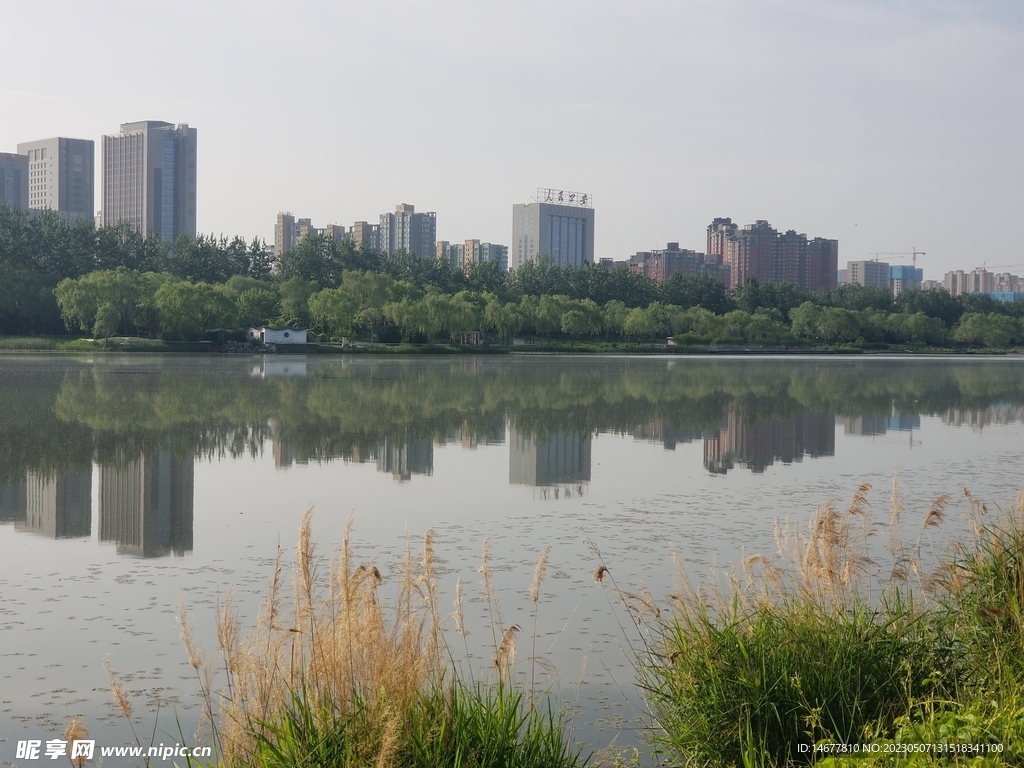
[3,0,1021,277]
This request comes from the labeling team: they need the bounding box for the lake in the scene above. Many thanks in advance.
[1,354,1023,760]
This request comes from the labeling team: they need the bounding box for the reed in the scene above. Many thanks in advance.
[179,511,584,768]
[634,482,959,768]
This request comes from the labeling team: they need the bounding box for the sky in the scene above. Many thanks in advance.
[2,0,1022,278]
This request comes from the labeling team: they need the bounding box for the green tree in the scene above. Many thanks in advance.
[236,287,281,328]
[953,313,987,348]
[560,309,589,345]
[482,295,525,345]
[154,280,233,339]
[660,272,732,314]
[92,303,120,340]
[789,302,824,340]
[896,288,962,327]
[276,277,318,327]
[623,306,660,342]
[899,312,947,346]
[817,307,862,344]
[602,300,629,339]
[277,233,342,287]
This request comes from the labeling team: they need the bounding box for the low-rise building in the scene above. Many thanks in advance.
[247,326,308,344]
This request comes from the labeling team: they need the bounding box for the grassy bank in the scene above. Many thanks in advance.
[0,335,213,353]
[634,485,1024,767]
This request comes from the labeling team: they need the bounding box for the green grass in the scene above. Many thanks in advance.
[642,598,950,767]
[0,335,214,352]
[233,681,584,768]
[638,489,1024,767]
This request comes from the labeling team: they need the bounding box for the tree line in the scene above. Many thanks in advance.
[3,205,1024,347]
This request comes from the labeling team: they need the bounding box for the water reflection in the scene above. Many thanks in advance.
[375,434,433,482]
[3,356,1024,557]
[0,468,91,538]
[509,426,592,487]
[944,404,1024,429]
[703,408,835,475]
[97,440,194,557]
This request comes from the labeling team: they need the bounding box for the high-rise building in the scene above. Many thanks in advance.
[275,214,348,258]
[806,237,839,292]
[708,218,837,291]
[846,260,890,289]
[626,242,730,284]
[275,214,315,255]
[16,137,94,222]
[349,221,381,252]
[379,203,436,258]
[101,121,197,246]
[436,240,463,269]
[706,217,737,259]
[0,152,29,211]
[889,265,923,297]
[944,267,1008,297]
[468,241,508,271]
[275,213,297,255]
[511,188,595,270]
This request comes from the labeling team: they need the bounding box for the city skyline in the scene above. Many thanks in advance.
[1,1,1020,276]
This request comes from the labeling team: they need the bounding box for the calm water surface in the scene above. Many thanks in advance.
[1,354,1023,761]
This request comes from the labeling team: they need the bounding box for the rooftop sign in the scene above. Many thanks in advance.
[532,188,593,208]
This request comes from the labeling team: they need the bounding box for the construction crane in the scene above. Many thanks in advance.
[867,249,926,269]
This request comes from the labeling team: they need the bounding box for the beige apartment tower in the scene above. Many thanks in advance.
[102,121,197,246]
[16,137,94,222]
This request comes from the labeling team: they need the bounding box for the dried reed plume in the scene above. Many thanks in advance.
[104,658,133,720]
[593,565,609,583]
[179,599,219,757]
[530,546,551,605]
[63,718,89,768]
[495,624,520,677]
[452,576,474,685]
[479,537,503,652]
[189,508,444,766]
[104,657,143,749]
[453,577,468,637]
[674,479,960,626]
[529,547,552,707]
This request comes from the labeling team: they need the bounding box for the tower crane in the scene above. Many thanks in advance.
[867,249,925,269]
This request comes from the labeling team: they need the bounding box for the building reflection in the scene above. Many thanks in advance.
[0,468,91,538]
[838,407,921,437]
[631,418,707,450]
[376,435,433,482]
[98,441,194,557]
[0,480,27,525]
[509,425,592,490]
[703,408,835,474]
[436,420,507,450]
[943,404,1024,429]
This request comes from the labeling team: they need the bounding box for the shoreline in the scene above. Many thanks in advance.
[0,336,1019,356]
